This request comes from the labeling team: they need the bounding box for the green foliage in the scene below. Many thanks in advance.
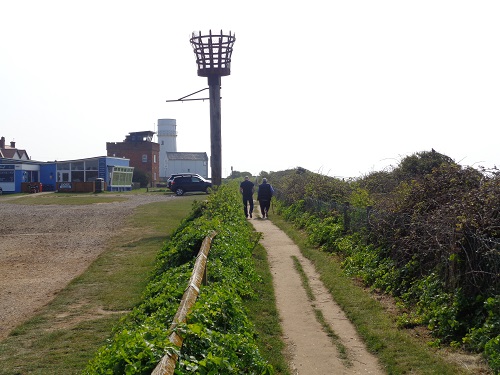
[177,284,273,374]
[228,170,253,179]
[84,183,274,374]
[395,150,455,180]
[268,157,500,373]
[342,243,399,293]
[463,296,500,372]
[305,216,343,252]
[405,274,466,341]
[485,335,500,373]
[268,167,351,206]
[349,186,374,207]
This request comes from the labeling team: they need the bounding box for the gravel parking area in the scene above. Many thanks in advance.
[0,193,174,340]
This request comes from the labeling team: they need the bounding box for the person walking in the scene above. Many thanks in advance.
[240,176,255,218]
[257,178,274,219]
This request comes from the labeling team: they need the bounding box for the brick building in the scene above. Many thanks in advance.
[106,131,160,187]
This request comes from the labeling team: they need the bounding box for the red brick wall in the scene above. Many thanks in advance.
[106,142,160,186]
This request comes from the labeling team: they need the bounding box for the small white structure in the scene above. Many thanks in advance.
[157,119,209,179]
[166,152,208,178]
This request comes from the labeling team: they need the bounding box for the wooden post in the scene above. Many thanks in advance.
[190,30,235,186]
[208,75,222,186]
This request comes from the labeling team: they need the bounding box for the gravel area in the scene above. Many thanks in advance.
[0,192,175,340]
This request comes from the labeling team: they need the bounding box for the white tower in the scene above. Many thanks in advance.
[157,119,177,178]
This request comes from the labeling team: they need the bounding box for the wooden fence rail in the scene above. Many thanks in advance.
[151,231,217,375]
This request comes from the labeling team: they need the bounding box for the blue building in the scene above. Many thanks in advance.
[0,156,134,194]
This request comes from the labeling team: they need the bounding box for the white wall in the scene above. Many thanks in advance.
[167,159,208,179]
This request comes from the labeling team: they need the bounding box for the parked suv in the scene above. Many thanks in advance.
[167,173,203,189]
[170,175,212,196]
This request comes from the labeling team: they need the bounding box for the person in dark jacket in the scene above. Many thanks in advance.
[239,176,255,218]
[257,178,274,219]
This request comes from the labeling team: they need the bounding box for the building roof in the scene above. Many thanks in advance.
[0,136,30,160]
[166,152,208,161]
[124,131,156,142]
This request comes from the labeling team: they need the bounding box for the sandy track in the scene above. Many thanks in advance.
[252,213,384,375]
[0,193,175,341]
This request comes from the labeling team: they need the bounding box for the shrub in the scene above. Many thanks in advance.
[268,158,500,373]
[84,183,272,374]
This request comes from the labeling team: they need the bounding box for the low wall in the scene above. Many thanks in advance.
[56,181,107,193]
[21,182,44,193]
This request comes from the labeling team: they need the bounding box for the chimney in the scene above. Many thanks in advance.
[10,141,16,148]
[0,137,5,149]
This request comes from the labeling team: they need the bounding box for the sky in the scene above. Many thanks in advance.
[1,1,499,179]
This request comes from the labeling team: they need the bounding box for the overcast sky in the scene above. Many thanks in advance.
[1,1,499,179]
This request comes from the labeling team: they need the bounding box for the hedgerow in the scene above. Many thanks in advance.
[84,183,273,374]
[266,152,500,373]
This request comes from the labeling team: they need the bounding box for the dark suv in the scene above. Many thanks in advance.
[167,173,203,189]
[170,175,212,196]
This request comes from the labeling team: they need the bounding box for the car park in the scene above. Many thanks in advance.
[169,175,212,196]
[166,173,204,188]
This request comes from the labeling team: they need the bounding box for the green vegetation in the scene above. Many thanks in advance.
[266,150,499,373]
[3,152,498,373]
[133,169,150,187]
[272,214,468,374]
[83,183,275,374]
[0,187,290,374]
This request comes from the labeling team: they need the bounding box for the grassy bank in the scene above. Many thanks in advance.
[0,194,198,375]
[82,184,278,374]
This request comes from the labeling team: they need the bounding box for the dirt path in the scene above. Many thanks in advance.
[251,212,384,375]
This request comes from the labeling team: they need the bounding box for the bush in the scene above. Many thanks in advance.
[84,183,273,374]
[484,335,500,373]
[267,157,500,373]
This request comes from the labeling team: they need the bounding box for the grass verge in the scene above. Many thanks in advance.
[270,213,478,375]
[0,195,198,375]
[244,241,292,375]
[292,255,351,367]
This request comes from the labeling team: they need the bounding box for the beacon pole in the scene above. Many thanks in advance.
[190,30,235,186]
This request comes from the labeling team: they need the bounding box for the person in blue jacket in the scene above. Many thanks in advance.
[257,178,274,219]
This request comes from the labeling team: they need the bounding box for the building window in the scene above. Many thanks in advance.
[85,159,98,170]
[153,154,157,163]
[111,166,134,186]
[161,140,164,145]
[142,154,147,163]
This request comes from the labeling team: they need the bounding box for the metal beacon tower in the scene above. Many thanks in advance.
[189,30,236,186]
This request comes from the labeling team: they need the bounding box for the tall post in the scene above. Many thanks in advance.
[190,30,235,186]
[208,75,222,185]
